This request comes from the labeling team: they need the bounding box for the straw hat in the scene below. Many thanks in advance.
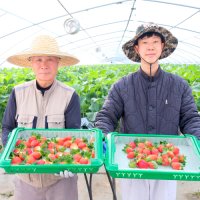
[7,35,79,67]
[122,23,178,62]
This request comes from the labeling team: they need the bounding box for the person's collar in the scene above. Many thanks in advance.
[139,66,162,82]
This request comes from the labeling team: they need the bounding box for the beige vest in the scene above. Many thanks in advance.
[15,79,74,188]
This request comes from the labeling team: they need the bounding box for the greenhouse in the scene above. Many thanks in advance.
[0,1,200,200]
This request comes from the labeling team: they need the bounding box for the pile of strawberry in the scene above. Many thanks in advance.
[123,139,186,170]
[10,132,95,165]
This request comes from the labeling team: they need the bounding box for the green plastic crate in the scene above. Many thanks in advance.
[105,133,200,181]
[0,127,103,174]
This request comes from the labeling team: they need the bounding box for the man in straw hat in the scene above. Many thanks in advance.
[2,35,81,200]
[95,22,200,200]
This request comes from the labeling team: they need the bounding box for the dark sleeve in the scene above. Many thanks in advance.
[179,83,200,139]
[2,89,17,146]
[95,82,124,134]
[64,92,81,128]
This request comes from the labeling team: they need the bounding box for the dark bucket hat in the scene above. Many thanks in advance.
[122,23,178,62]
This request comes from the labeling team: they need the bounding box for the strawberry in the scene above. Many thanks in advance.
[31,152,41,159]
[36,160,46,165]
[63,136,72,141]
[129,160,137,168]
[151,148,159,155]
[145,154,158,161]
[73,154,82,162]
[70,143,78,150]
[79,157,89,164]
[48,153,56,161]
[30,139,39,147]
[142,148,151,155]
[129,142,136,149]
[148,161,158,169]
[137,159,149,169]
[26,155,36,164]
[171,156,179,163]
[125,147,133,153]
[16,139,23,146]
[171,162,183,170]
[173,147,180,155]
[144,140,153,148]
[137,142,145,149]
[78,142,87,149]
[11,156,22,164]
[127,152,135,159]
[167,151,175,158]
[63,140,72,148]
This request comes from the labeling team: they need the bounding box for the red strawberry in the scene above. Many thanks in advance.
[11,156,22,164]
[142,148,151,155]
[137,142,145,149]
[144,141,153,148]
[129,142,136,149]
[79,157,89,164]
[151,148,159,155]
[63,136,72,142]
[127,152,135,159]
[137,160,149,169]
[16,139,23,146]
[171,162,183,170]
[173,147,180,155]
[31,152,41,159]
[126,147,133,153]
[148,161,158,169]
[73,154,82,162]
[30,140,39,147]
[171,156,179,163]
[63,140,72,148]
[36,160,46,165]
[145,154,158,161]
[26,155,36,164]
[78,142,87,149]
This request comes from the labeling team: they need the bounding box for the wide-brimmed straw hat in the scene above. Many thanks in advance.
[122,23,178,62]
[7,35,79,67]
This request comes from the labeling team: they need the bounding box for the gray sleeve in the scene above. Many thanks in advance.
[95,82,124,134]
[2,89,17,146]
[179,83,200,139]
[64,92,81,128]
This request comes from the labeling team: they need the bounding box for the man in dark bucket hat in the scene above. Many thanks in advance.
[95,22,200,200]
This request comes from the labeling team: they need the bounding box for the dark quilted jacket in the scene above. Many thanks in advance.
[95,67,200,139]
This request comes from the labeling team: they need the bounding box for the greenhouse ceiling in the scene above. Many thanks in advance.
[0,0,200,67]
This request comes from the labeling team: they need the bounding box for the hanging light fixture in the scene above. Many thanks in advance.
[64,18,80,35]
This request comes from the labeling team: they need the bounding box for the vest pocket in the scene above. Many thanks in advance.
[47,114,65,128]
[16,115,35,128]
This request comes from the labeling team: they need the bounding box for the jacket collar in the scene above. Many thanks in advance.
[139,66,162,82]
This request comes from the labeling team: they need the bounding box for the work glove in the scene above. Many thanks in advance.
[55,170,74,178]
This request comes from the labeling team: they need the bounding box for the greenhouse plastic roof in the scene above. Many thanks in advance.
[0,0,200,67]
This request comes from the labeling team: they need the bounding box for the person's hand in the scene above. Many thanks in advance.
[55,170,74,178]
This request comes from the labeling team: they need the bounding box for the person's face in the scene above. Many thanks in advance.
[31,56,59,87]
[134,35,164,64]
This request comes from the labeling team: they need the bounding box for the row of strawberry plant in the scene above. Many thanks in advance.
[0,64,199,129]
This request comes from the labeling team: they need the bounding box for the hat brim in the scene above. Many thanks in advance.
[7,51,79,67]
[122,26,178,62]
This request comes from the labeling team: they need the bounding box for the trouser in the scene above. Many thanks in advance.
[120,179,177,200]
[13,175,78,200]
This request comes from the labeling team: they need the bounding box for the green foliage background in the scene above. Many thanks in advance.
[0,64,200,128]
